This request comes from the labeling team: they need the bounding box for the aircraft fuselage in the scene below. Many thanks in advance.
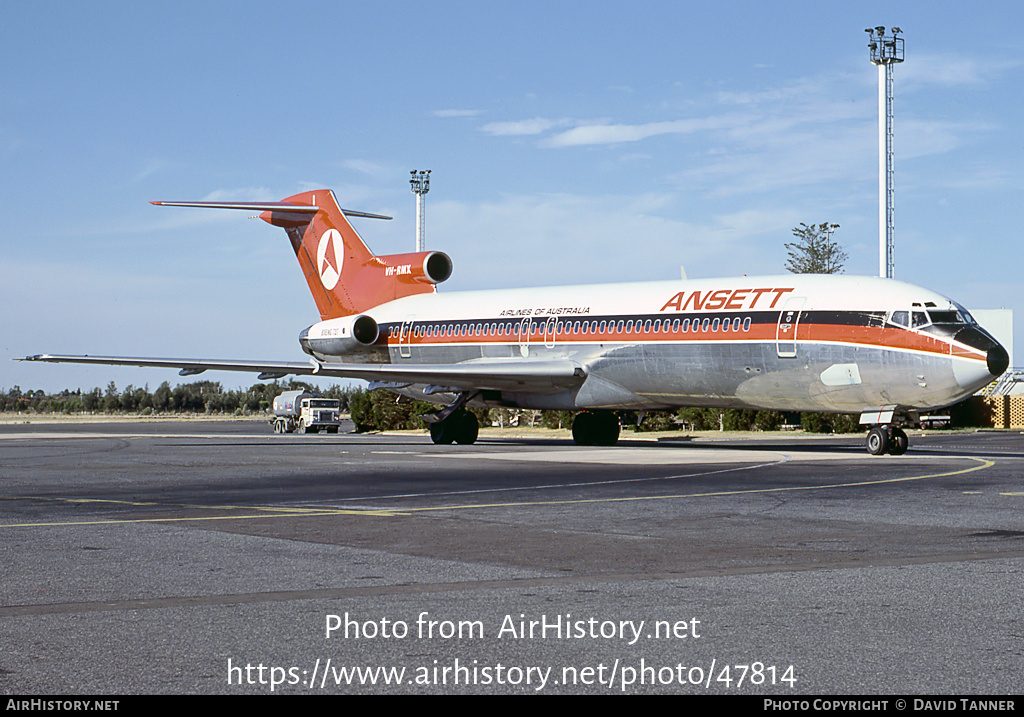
[299,273,1006,416]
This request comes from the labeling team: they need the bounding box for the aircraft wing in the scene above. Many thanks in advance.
[19,354,586,392]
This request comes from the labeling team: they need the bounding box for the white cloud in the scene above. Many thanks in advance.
[433,109,487,118]
[131,158,177,183]
[898,118,998,159]
[343,159,395,179]
[430,193,796,291]
[898,53,1023,89]
[539,117,741,148]
[480,117,574,136]
[199,187,278,202]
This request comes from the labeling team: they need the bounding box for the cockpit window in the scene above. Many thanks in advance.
[952,303,977,325]
[891,305,975,330]
[889,311,909,328]
[928,310,963,324]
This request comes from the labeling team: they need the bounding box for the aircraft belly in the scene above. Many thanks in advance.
[378,340,971,414]
[593,342,966,413]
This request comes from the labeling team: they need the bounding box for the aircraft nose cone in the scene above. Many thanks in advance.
[952,326,1008,390]
[988,344,1009,377]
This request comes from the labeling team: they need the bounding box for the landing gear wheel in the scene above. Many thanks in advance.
[888,427,908,455]
[572,411,620,446]
[452,410,479,445]
[430,421,453,445]
[572,412,596,445]
[429,409,479,445]
[866,427,889,456]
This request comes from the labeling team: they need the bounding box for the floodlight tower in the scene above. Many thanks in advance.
[409,169,431,252]
[866,26,904,279]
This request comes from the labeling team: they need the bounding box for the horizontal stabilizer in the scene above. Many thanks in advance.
[150,200,391,220]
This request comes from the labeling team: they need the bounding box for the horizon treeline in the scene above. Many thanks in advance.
[0,379,358,416]
[4,379,975,433]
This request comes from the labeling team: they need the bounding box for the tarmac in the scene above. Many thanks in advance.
[1,419,1022,694]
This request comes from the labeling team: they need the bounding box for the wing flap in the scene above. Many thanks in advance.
[19,355,585,393]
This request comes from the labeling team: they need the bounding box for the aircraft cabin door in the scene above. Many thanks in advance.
[518,317,533,357]
[398,317,415,359]
[776,297,806,358]
[543,317,558,349]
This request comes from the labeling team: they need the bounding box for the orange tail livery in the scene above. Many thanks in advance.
[152,189,452,319]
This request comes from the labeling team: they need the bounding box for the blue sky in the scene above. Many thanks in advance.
[3,1,1023,394]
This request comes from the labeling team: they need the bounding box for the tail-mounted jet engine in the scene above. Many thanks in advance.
[373,250,453,285]
[300,314,380,359]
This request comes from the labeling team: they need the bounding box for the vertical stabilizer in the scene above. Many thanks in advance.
[153,189,452,320]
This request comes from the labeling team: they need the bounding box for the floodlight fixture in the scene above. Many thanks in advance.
[867,26,905,279]
[410,169,431,251]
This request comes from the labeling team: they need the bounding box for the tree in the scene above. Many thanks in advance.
[784,222,848,274]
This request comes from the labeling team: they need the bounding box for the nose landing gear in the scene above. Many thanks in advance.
[866,425,909,456]
[860,407,915,456]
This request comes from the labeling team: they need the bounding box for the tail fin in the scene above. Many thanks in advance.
[153,189,452,319]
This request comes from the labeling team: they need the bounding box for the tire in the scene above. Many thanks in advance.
[572,412,596,445]
[594,412,620,446]
[453,411,479,445]
[866,427,889,456]
[888,427,909,455]
[573,412,620,446]
[430,421,453,444]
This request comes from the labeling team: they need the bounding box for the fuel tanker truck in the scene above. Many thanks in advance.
[271,391,342,434]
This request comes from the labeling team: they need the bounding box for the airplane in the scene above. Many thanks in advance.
[22,189,1009,456]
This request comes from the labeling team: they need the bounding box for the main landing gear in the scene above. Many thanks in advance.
[428,409,479,445]
[865,425,909,456]
[423,390,481,445]
[571,411,620,446]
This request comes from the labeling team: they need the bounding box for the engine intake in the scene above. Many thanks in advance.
[374,251,453,284]
[300,314,380,358]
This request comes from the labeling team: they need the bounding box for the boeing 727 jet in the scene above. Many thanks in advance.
[23,189,1008,455]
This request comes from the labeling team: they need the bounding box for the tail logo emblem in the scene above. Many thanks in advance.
[317,229,343,290]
